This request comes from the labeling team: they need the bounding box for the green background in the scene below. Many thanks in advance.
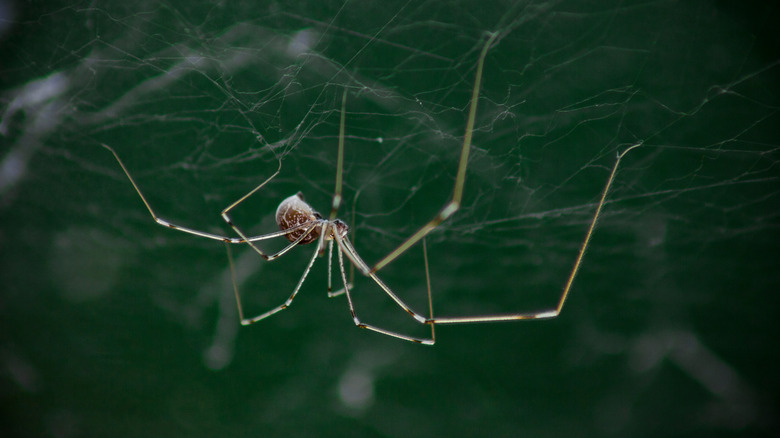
[2,1,778,437]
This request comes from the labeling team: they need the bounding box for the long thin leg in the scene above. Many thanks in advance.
[266,223,323,261]
[226,231,326,325]
[336,239,435,344]
[328,190,361,298]
[369,31,500,274]
[220,166,320,259]
[328,88,348,221]
[327,30,637,326]
[422,237,435,341]
[427,143,641,324]
[336,234,429,324]
[327,239,335,295]
[317,33,497,330]
[103,143,293,244]
[326,239,353,298]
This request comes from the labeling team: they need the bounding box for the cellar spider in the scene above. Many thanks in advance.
[102,31,639,344]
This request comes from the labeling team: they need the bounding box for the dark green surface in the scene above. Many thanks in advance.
[2,1,779,437]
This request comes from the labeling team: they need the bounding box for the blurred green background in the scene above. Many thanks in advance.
[2,1,778,437]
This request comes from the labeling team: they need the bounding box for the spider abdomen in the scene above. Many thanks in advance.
[276,192,322,244]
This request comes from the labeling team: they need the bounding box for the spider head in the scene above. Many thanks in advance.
[330,219,349,240]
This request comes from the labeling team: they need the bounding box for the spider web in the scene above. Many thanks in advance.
[1,1,779,437]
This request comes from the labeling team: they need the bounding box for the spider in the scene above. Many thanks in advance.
[102,31,639,344]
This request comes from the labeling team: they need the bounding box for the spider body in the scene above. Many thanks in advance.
[277,192,322,244]
[101,31,639,344]
[276,192,350,245]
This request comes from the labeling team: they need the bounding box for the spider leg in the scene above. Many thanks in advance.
[226,228,325,325]
[369,31,499,274]
[220,163,319,259]
[422,237,436,342]
[336,235,429,323]
[327,239,353,298]
[263,222,320,261]
[330,29,639,327]
[328,88,348,222]
[103,143,288,244]
[327,239,336,296]
[335,236,435,344]
[327,191,361,298]
[426,143,641,324]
